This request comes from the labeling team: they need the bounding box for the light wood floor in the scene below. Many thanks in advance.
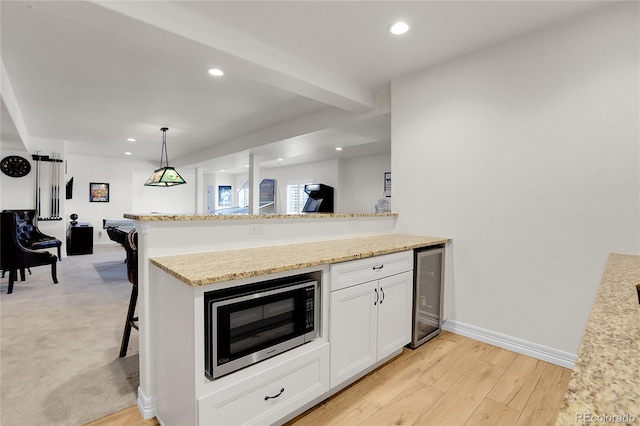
[87,332,571,426]
[86,406,159,426]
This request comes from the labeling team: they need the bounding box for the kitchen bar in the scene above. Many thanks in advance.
[123,211,448,420]
[147,230,449,425]
[556,253,640,424]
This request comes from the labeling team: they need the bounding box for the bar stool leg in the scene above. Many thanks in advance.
[119,285,138,357]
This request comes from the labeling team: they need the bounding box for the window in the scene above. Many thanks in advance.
[287,183,311,214]
[237,181,249,208]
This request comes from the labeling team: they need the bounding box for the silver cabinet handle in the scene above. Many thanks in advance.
[264,387,285,401]
[372,265,384,270]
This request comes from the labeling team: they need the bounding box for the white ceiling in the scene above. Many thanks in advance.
[0,0,611,174]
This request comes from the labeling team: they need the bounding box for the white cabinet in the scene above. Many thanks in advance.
[152,247,425,425]
[330,251,413,292]
[329,252,413,388]
[152,265,331,426]
[329,280,377,386]
[377,272,413,359]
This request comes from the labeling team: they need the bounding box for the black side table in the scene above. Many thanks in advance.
[67,223,93,255]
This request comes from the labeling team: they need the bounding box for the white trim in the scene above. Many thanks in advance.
[137,386,157,419]
[442,319,576,369]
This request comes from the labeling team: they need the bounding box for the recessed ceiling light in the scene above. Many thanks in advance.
[245,164,250,167]
[220,169,225,173]
[124,152,132,156]
[389,21,409,35]
[208,68,224,77]
[335,147,343,151]
[127,138,136,142]
[277,158,283,162]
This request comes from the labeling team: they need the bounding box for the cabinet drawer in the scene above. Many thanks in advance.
[198,343,329,425]
[330,251,413,291]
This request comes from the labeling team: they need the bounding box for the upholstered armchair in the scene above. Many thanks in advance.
[1,211,58,294]
[8,209,62,260]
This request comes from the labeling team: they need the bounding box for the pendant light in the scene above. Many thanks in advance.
[144,127,186,187]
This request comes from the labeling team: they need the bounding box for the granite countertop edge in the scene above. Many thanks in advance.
[124,212,398,221]
[149,234,450,287]
[556,252,640,423]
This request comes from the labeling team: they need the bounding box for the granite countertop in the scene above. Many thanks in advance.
[150,233,449,287]
[124,212,397,221]
[556,253,640,424]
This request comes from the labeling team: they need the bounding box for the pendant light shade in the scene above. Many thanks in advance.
[144,127,186,187]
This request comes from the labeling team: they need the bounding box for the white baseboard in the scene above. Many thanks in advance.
[442,319,576,369]
[137,386,157,419]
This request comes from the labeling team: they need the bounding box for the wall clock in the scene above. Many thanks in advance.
[1,155,31,177]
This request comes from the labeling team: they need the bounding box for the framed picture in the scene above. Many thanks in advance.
[384,172,391,197]
[218,185,232,207]
[89,182,109,202]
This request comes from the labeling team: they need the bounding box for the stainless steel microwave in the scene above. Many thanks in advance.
[204,277,318,380]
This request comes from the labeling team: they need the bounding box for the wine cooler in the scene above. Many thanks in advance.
[410,245,444,348]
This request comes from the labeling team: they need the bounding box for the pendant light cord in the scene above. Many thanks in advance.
[160,127,169,167]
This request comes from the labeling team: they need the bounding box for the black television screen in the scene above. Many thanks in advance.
[66,177,73,200]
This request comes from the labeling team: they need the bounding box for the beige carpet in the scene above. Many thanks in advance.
[1,244,139,426]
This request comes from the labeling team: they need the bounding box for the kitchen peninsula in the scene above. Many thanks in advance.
[556,253,640,424]
[123,212,450,424]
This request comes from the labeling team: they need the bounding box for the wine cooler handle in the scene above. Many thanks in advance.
[264,388,285,401]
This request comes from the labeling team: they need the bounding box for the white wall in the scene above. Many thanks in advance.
[132,168,197,215]
[225,159,341,213]
[0,148,200,247]
[0,145,67,249]
[263,159,340,213]
[341,153,390,213]
[66,153,135,244]
[0,148,35,211]
[222,155,389,214]
[66,153,197,245]
[392,3,639,356]
[207,172,235,212]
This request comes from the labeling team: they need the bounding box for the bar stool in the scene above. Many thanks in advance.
[119,230,138,357]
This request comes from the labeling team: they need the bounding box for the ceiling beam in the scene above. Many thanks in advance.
[176,94,390,169]
[1,60,30,152]
[176,108,355,168]
[88,0,376,113]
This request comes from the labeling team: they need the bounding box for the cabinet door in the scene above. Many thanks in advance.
[376,271,413,360]
[329,280,377,388]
